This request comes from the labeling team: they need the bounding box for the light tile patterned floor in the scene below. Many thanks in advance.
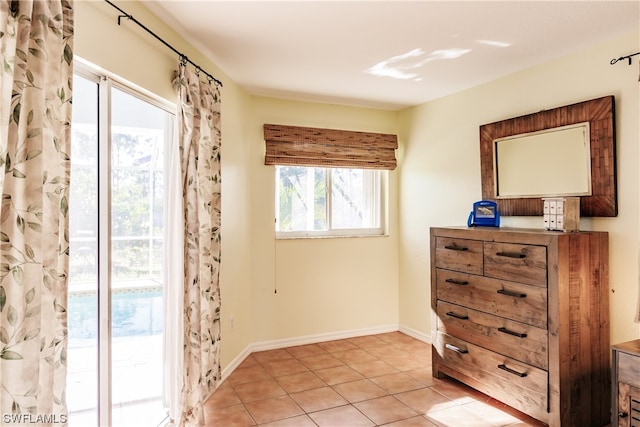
[204,332,548,426]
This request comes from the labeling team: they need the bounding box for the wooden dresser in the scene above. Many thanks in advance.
[612,339,640,427]
[430,227,610,426]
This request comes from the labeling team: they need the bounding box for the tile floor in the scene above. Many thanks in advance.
[203,332,547,426]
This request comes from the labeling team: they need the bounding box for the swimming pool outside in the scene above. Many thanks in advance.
[67,279,166,426]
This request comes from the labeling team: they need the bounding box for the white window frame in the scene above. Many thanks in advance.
[275,166,387,239]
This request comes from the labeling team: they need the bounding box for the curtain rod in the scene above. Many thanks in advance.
[104,0,223,87]
[610,51,640,65]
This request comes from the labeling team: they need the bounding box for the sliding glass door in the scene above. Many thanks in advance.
[67,69,174,426]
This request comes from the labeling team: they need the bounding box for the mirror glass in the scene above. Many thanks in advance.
[494,122,592,199]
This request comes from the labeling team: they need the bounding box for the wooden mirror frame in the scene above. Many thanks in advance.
[480,96,617,217]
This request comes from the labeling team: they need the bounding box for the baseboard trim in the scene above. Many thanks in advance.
[398,324,432,344]
[250,324,399,353]
[221,344,253,384]
[220,323,429,384]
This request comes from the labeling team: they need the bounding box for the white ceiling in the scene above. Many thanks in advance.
[144,1,639,110]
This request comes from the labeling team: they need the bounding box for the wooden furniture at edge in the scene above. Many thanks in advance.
[430,226,610,426]
[612,339,640,427]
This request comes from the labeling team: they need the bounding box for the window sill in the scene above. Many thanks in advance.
[275,233,389,240]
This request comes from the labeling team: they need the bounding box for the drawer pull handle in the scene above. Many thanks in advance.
[498,327,527,338]
[446,311,469,320]
[444,245,468,251]
[618,411,628,418]
[445,343,468,354]
[445,278,469,286]
[497,289,527,298]
[496,251,526,259]
[498,364,527,378]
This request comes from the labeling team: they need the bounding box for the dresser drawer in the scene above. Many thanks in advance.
[436,269,548,328]
[435,332,548,416]
[436,300,548,370]
[619,352,640,389]
[435,237,483,275]
[484,242,547,287]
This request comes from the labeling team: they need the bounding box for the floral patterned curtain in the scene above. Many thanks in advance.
[172,63,222,426]
[0,0,73,423]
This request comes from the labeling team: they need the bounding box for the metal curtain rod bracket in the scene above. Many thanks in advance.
[117,14,130,26]
[104,0,223,87]
[610,51,640,65]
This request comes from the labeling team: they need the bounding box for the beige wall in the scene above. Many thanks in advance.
[248,97,400,343]
[398,29,640,345]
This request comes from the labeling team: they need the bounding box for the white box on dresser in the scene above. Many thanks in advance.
[430,226,610,427]
[543,197,580,232]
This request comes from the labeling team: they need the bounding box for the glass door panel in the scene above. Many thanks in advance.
[68,72,173,427]
[110,87,169,427]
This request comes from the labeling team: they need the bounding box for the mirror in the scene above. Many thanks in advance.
[494,122,592,198]
[480,96,616,217]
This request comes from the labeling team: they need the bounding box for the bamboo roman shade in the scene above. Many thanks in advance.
[264,124,398,170]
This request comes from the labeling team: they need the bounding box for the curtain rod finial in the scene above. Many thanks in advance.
[610,51,640,66]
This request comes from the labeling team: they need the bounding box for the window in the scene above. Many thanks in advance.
[276,166,384,237]
[264,124,396,238]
